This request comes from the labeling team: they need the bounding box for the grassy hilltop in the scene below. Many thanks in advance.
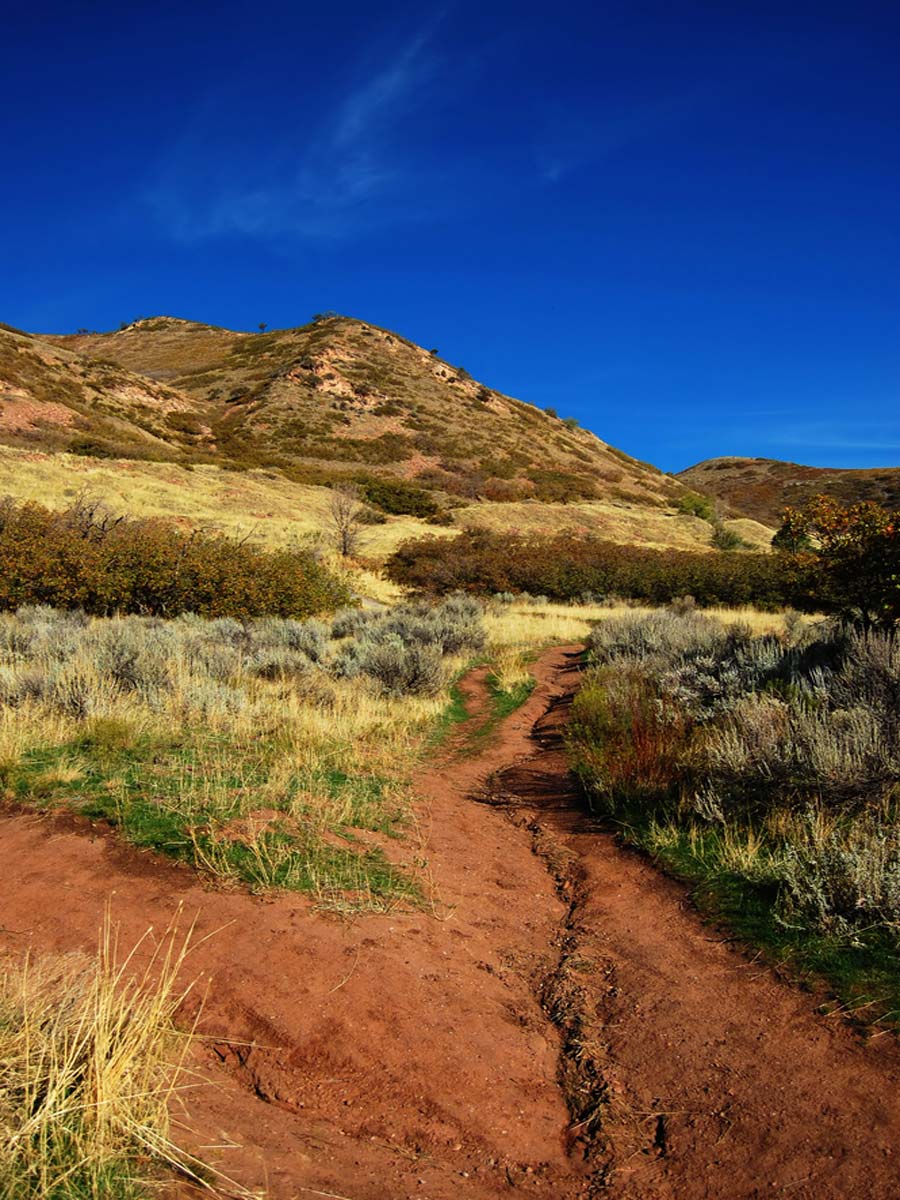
[0,315,772,557]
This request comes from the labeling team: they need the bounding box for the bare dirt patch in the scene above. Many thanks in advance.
[0,650,585,1199]
[0,391,77,430]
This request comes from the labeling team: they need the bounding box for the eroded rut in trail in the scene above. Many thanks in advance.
[2,647,900,1199]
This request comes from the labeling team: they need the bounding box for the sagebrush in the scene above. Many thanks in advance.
[568,610,900,955]
[0,596,486,901]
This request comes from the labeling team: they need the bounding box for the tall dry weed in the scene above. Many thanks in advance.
[0,911,213,1199]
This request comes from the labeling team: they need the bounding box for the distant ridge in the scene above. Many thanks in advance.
[678,456,900,525]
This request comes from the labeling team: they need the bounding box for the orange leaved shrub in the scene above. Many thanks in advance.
[387,529,817,611]
[0,498,352,618]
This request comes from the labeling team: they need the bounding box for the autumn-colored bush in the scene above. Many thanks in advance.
[386,529,817,610]
[568,665,695,810]
[774,495,899,627]
[0,498,351,618]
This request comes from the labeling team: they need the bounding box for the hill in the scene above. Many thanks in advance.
[679,456,900,526]
[0,320,203,459]
[42,315,672,503]
[1,314,771,559]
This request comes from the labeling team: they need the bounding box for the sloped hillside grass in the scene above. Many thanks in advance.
[0,445,737,575]
[0,446,453,565]
[0,597,485,909]
[567,610,900,1024]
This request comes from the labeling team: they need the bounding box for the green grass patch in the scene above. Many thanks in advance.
[421,656,536,761]
[427,679,471,751]
[11,731,418,907]
[487,673,536,720]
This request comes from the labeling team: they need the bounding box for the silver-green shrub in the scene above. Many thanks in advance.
[778,818,900,939]
[0,595,487,715]
[333,635,444,696]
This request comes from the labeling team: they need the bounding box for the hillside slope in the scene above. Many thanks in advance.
[679,456,900,525]
[1,314,766,557]
[0,321,202,459]
[41,316,677,504]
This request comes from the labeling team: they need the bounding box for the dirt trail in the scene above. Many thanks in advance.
[0,647,582,1199]
[488,654,900,1200]
[1,647,899,1199]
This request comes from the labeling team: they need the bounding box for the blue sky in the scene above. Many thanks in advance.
[2,1,898,471]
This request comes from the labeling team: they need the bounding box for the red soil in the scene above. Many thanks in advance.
[0,393,77,431]
[1,646,899,1199]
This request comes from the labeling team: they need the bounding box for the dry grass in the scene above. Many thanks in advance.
[484,599,806,651]
[701,605,819,635]
[487,643,534,693]
[0,704,78,775]
[321,553,407,605]
[0,607,474,906]
[0,911,214,1200]
[644,816,774,880]
[0,446,448,567]
[0,445,744,581]
[463,497,775,551]
[485,600,618,648]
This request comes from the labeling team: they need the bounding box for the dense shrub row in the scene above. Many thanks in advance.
[357,476,440,518]
[568,611,900,944]
[0,499,351,618]
[0,595,486,716]
[387,530,816,610]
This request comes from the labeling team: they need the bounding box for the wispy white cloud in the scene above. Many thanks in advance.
[144,26,715,244]
[535,91,708,185]
[332,30,433,149]
[144,22,445,242]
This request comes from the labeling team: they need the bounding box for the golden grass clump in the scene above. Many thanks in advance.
[484,599,614,648]
[487,643,534,693]
[0,912,208,1200]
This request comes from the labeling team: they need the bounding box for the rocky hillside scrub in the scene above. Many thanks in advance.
[679,456,900,526]
[5,316,680,515]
